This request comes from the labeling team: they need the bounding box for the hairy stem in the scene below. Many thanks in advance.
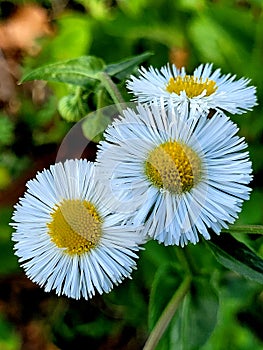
[98,71,125,110]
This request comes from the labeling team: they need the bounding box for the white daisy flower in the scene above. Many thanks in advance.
[126,63,257,116]
[11,159,143,300]
[96,103,252,247]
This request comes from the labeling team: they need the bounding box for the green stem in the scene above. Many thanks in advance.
[175,247,192,275]
[175,246,200,276]
[143,276,191,350]
[96,88,105,110]
[98,71,125,111]
[222,225,263,235]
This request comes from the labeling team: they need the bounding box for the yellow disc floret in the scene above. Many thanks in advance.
[47,199,102,255]
[166,75,217,98]
[144,141,202,194]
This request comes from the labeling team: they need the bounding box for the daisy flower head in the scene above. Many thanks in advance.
[97,102,252,247]
[126,63,257,116]
[11,159,143,300]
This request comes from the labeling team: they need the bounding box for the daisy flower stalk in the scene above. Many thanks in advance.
[126,63,257,116]
[96,102,253,247]
[11,159,143,300]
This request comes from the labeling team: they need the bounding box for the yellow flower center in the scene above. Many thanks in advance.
[166,75,217,98]
[144,141,202,194]
[47,199,102,255]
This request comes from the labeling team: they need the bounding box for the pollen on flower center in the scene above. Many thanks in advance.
[144,141,202,194]
[47,199,102,255]
[166,75,217,98]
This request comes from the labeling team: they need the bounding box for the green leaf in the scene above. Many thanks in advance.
[148,263,183,331]
[75,317,113,338]
[170,277,219,350]
[20,56,106,86]
[146,264,191,350]
[147,266,218,350]
[207,234,263,284]
[105,51,153,79]
[82,106,113,143]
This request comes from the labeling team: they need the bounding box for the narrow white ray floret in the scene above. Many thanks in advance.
[97,102,253,246]
[126,63,257,115]
[11,159,143,300]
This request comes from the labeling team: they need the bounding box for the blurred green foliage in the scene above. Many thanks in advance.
[1,0,263,349]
